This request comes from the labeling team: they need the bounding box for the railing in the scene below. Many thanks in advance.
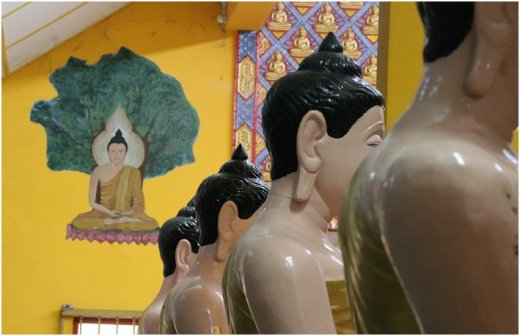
[60,305,142,334]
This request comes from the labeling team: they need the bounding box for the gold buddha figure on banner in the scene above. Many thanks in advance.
[363,55,377,85]
[290,27,314,58]
[314,3,339,33]
[265,51,287,82]
[362,4,379,35]
[267,3,292,31]
[342,28,362,60]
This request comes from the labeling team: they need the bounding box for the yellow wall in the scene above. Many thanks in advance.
[384,2,424,129]
[2,3,235,333]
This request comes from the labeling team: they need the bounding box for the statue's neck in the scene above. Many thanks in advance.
[397,32,516,145]
[189,244,225,281]
[150,273,177,305]
[266,173,331,234]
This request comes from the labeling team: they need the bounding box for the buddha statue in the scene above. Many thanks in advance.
[222,33,385,334]
[342,28,362,60]
[363,55,377,85]
[140,202,199,334]
[289,27,314,58]
[70,129,158,232]
[362,4,379,35]
[314,3,339,33]
[267,2,292,31]
[340,3,518,333]
[161,145,269,334]
[265,51,287,82]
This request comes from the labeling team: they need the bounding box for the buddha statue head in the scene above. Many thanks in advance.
[323,3,332,13]
[262,32,385,215]
[418,2,517,103]
[159,200,200,278]
[194,144,270,261]
[370,4,379,15]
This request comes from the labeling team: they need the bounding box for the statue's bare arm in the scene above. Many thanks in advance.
[173,287,230,334]
[241,236,337,333]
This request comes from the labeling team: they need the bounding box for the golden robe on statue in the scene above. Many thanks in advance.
[71,166,158,231]
[222,260,354,334]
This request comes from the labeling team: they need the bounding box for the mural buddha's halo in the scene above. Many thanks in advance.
[92,105,145,168]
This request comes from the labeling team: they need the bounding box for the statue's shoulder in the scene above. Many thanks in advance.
[239,231,314,277]
[372,132,514,206]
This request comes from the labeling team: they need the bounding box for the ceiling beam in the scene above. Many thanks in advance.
[2,23,9,76]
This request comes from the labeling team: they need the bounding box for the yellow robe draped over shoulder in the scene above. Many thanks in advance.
[71,166,158,231]
[223,257,354,334]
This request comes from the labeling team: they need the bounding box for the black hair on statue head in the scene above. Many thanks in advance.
[218,144,262,178]
[195,144,270,246]
[299,32,362,77]
[262,32,385,181]
[107,129,128,151]
[417,2,474,63]
[158,202,200,277]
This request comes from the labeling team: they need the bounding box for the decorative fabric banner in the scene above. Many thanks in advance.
[233,1,380,182]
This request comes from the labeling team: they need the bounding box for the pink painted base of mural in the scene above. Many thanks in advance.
[66,224,159,245]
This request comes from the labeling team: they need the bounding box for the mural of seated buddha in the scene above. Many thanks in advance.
[68,107,159,244]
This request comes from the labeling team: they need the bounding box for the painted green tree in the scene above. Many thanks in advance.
[31,47,199,178]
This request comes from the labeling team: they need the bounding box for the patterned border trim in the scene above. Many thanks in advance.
[66,224,159,245]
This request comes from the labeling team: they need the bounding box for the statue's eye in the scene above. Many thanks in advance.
[366,134,382,148]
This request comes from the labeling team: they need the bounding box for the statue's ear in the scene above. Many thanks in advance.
[294,110,326,202]
[216,200,238,262]
[175,239,193,275]
[465,2,515,97]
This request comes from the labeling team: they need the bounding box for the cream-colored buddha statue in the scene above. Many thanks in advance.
[363,55,377,85]
[267,2,292,31]
[342,28,361,60]
[290,27,314,58]
[314,3,339,33]
[340,3,518,333]
[362,4,379,35]
[265,51,287,82]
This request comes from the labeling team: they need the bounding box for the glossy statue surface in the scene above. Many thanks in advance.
[161,145,269,334]
[340,3,518,333]
[139,202,199,334]
[223,33,385,334]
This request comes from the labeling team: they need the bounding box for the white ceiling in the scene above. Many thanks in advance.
[2,2,129,76]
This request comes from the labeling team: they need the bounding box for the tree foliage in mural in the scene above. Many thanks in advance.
[31,47,199,178]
